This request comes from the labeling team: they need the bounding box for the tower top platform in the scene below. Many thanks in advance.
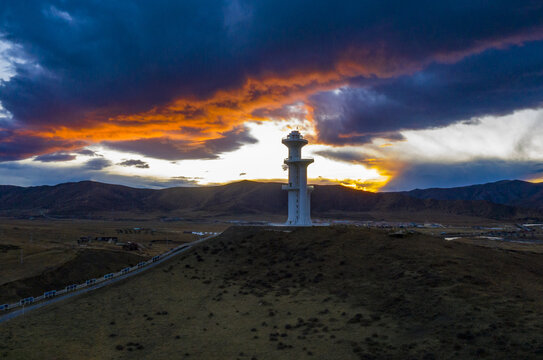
[287,130,302,139]
[282,130,308,145]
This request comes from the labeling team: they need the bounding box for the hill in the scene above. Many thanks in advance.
[0,180,540,221]
[3,226,543,359]
[404,180,543,210]
[0,249,145,303]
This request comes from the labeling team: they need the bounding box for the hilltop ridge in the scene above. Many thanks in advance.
[0,180,542,221]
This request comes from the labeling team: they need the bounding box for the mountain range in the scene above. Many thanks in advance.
[404,180,543,211]
[1,179,542,221]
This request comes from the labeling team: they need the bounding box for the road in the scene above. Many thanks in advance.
[0,234,218,324]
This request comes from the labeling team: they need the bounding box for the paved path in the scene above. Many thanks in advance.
[0,234,217,324]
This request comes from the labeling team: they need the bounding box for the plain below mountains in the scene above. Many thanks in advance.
[0,180,542,221]
[4,226,543,359]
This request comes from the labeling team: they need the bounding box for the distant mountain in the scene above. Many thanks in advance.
[0,180,540,220]
[403,180,543,210]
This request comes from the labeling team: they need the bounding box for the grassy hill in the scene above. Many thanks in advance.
[3,226,543,359]
[1,180,540,221]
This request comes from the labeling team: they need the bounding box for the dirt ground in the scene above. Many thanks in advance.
[2,226,543,359]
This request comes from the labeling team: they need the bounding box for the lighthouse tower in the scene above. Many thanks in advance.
[282,130,314,226]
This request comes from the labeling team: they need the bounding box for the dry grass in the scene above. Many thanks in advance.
[3,226,543,359]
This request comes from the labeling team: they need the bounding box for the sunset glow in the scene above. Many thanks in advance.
[1,2,543,190]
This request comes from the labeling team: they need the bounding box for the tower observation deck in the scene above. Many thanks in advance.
[282,130,314,226]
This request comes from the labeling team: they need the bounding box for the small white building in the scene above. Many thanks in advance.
[282,130,314,226]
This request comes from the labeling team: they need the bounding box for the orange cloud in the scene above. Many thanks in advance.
[23,55,404,152]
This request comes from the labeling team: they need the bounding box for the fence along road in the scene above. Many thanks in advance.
[0,233,219,324]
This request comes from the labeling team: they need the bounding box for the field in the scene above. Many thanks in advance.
[2,225,543,359]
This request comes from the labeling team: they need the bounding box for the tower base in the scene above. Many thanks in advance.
[284,220,313,227]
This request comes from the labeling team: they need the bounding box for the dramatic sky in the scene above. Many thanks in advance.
[1,1,543,191]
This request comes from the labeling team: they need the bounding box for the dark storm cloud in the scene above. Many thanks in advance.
[205,126,258,153]
[0,130,85,161]
[0,0,542,158]
[383,161,543,191]
[34,151,76,162]
[105,138,215,161]
[314,149,370,164]
[83,158,112,170]
[0,0,241,130]
[312,41,543,144]
[0,162,199,188]
[76,149,97,156]
[103,126,257,160]
[118,159,150,169]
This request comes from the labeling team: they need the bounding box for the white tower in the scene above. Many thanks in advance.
[282,130,314,226]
